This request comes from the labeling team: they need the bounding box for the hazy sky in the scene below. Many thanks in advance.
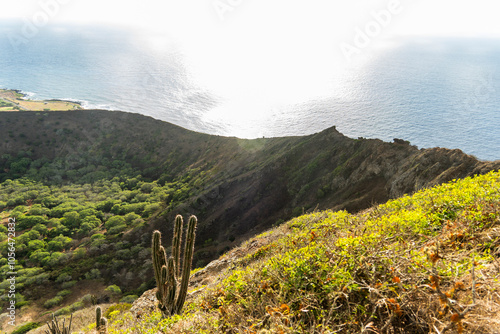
[1,0,499,135]
[2,0,499,35]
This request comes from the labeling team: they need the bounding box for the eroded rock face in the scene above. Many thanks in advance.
[130,288,157,318]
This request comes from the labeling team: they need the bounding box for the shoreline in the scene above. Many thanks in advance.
[0,88,83,111]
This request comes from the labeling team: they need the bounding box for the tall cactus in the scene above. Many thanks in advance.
[45,313,72,334]
[152,214,197,317]
[95,306,107,334]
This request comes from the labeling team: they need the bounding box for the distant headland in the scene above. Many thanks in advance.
[0,88,82,111]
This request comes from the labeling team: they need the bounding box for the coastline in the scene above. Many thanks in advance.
[0,89,83,111]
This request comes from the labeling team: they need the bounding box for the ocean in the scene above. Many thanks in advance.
[0,22,499,160]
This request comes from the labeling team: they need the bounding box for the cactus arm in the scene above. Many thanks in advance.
[68,314,73,334]
[175,215,197,313]
[152,231,166,288]
[152,230,170,309]
[172,215,183,279]
[96,306,102,331]
[95,306,107,333]
[100,317,108,333]
[45,313,72,334]
[165,257,177,315]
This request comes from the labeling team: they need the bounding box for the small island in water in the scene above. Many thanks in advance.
[0,89,82,111]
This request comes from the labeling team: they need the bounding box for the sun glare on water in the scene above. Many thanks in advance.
[1,0,499,138]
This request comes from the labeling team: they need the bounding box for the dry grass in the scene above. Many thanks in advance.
[29,304,113,334]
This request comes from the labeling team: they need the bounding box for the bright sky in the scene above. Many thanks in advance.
[2,0,499,36]
[1,0,499,135]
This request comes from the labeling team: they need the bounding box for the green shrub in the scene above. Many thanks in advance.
[143,203,160,217]
[119,295,138,303]
[54,306,71,316]
[80,294,93,306]
[45,252,69,267]
[32,223,48,235]
[61,211,81,229]
[91,233,105,241]
[16,300,29,308]
[27,239,46,252]
[124,212,142,225]
[105,216,127,234]
[61,280,77,289]
[55,272,72,283]
[106,223,127,235]
[25,272,50,286]
[27,204,49,216]
[105,216,125,228]
[47,235,72,252]
[119,203,146,215]
[105,284,122,295]
[70,301,85,312]
[72,247,87,259]
[43,295,63,309]
[103,303,132,318]
[53,300,84,317]
[16,215,48,230]
[84,268,101,280]
[56,289,72,297]
[11,322,40,334]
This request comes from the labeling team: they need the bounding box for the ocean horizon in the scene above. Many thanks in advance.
[0,22,499,160]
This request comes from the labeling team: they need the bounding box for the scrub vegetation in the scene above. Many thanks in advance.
[0,109,499,332]
[81,171,500,333]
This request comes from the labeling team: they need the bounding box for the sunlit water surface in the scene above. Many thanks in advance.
[0,23,498,160]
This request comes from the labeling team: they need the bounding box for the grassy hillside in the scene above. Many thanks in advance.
[53,170,500,334]
[0,110,499,330]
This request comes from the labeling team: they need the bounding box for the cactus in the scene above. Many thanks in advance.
[45,313,72,334]
[152,214,197,317]
[100,318,108,333]
[173,214,185,277]
[95,306,107,333]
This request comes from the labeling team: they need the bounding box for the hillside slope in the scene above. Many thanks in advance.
[90,171,500,333]
[0,110,499,330]
[1,110,498,247]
